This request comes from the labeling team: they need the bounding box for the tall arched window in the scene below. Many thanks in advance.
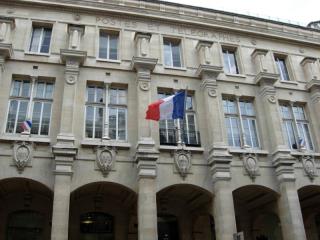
[80,212,114,240]
[7,210,45,240]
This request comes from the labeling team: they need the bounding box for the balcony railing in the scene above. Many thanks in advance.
[159,128,201,147]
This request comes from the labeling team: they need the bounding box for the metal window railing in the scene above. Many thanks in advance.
[159,128,201,147]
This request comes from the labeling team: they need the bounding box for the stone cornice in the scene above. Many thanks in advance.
[3,0,320,46]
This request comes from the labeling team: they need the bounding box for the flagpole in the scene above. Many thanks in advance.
[181,86,188,147]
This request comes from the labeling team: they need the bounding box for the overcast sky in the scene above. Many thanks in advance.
[164,0,319,26]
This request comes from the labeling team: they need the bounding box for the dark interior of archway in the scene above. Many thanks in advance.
[157,185,212,214]
[298,186,320,215]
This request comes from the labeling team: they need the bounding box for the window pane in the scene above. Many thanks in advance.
[284,121,296,149]
[21,81,30,97]
[95,107,103,139]
[280,105,292,119]
[171,42,181,67]
[223,51,231,73]
[35,82,45,98]
[45,83,54,99]
[109,35,118,60]
[29,28,41,52]
[99,32,109,59]
[96,87,104,103]
[118,89,127,105]
[118,108,126,140]
[231,118,241,147]
[248,119,259,148]
[303,123,313,150]
[186,96,193,110]
[164,41,172,66]
[40,28,52,53]
[11,81,21,97]
[16,102,28,133]
[109,89,117,104]
[31,102,42,134]
[276,57,290,80]
[228,51,239,74]
[6,100,18,133]
[85,106,94,138]
[87,87,95,102]
[40,103,51,135]
[109,108,117,140]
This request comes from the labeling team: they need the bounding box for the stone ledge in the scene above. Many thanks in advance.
[81,139,131,149]
[0,134,51,144]
[228,148,269,155]
[159,145,204,153]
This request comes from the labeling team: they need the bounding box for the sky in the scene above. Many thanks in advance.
[164,0,319,26]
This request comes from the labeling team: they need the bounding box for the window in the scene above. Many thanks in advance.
[163,38,182,68]
[85,85,127,141]
[223,98,259,148]
[29,26,52,54]
[222,48,239,74]
[275,56,290,81]
[99,31,119,60]
[280,104,313,151]
[158,92,200,146]
[6,79,53,135]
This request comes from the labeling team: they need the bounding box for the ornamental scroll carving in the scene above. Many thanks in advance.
[174,149,191,178]
[96,146,116,177]
[13,142,32,173]
[301,155,317,180]
[242,153,259,180]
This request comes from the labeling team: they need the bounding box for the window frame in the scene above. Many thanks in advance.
[27,23,53,55]
[97,28,120,62]
[221,45,242,75]
[158,90,200,147]
[274,54,292,81]
[84,84,128,141]
[279,102,314,151]
[223,96,260,149]
[162,37,184,69]
[5,78,54,136]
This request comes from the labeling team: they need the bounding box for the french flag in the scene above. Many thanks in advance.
[22,120,32,132]
[146,91,186,121]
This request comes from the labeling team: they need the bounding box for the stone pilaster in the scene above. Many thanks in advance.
[51,146,76,240]
[0,17,14,80]
[58,49,86,145]
[132,32,159,240]
[135,139,159,240]
[306,79,320,147]
[301,57,320,82]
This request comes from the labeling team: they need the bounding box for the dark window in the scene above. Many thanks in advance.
[222,49,239,74]
[275,56,290,80]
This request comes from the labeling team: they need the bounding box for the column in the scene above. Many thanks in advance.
[251,48,307,240]
[0,17,14,82]
[212,181,237,240]
[278,181,307,240]
[132,32,159,240]
[51,148,75,240]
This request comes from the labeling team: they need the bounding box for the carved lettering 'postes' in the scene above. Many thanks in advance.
[96,17,138,28]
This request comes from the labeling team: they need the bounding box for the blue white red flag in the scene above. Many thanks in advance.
[146,91,186,121]
[22,120,32,132]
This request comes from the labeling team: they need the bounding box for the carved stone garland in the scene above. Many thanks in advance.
[13,141,32,173]
[174,148,191,178]
[301,155,317,180]
[242,153,259,180]
[96,146,116,177]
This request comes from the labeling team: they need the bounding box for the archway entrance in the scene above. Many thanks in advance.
[69,182,137,240]
[233,185,283,240]
[298,186,320,240]
[157,184,214,240]
[0,178,53,240]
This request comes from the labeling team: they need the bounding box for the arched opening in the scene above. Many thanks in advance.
[157,184,214,240]
[298,185,320,240]
[233,185,282,240]
[69,182,137,240]
[0,178,53,240]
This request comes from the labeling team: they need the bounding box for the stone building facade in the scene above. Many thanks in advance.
[0,0,320,240]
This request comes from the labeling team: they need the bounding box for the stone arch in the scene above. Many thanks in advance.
[298,185,320,240]
[157,184,214,240]
[0,177,53,240]
[233,185,282,240]
[69,181,137,240]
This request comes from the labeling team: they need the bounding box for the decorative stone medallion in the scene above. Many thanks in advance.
[207,88,217,97]
[174,149,191,178]
[139,81,150,91]
[268,95,276,104]
[301,155,317,180]
[13,142,32,173]
[242,153,259,180]
[96,146,116,177]
[66,75,77,85]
